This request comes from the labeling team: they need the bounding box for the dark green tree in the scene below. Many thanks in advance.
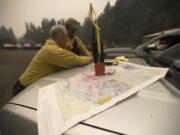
[41,18,56,43]
[0,26,17,47]
[80,0,180,47]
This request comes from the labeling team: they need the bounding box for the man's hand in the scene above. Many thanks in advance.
[87,56,93,64]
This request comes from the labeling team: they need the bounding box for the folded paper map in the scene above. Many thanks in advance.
[37,61,168,135]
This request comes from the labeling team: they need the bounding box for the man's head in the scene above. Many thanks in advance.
[65,18,79,38]
[49,24,68,49]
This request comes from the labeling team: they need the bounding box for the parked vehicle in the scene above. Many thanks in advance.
[0,49,180,135]
[146,42,180,89]
[136,31,180,61]
[104,29,180,62]
[2,44,16,49]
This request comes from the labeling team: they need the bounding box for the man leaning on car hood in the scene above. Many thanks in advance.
[12,24,92,96]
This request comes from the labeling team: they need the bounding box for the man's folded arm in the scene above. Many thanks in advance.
[76,37,91,56]
[47,48,92,68]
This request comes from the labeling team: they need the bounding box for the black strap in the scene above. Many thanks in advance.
[71,39,81,56]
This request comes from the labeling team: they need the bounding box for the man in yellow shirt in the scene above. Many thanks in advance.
[13,24,92,96]
[65,18,91,56]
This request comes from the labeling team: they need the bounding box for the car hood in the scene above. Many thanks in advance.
[8,59,180,135]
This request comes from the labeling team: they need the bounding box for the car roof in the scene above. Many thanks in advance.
[143,28,180,38]
[137,31,180,50]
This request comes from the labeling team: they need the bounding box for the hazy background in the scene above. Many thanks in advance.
[0,0,116,37]
[1,0,180,47]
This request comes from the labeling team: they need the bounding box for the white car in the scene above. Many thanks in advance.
[0,54,180,135]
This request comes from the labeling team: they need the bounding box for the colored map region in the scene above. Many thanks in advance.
[37,61,168,135]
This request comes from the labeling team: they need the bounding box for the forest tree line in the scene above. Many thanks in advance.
[0,0,180,48]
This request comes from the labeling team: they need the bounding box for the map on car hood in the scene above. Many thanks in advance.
[37,61,168,135]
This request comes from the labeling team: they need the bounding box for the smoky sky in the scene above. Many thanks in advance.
[0,0,116,37]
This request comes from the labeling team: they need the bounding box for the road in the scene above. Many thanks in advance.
[0,49,37,108]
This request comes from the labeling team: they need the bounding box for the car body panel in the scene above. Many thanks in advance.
[0,105,119,135]
[1,58,180,135]
[104,48,137,58]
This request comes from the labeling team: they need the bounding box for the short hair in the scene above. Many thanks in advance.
[49,24,67,38]
[65,18,79,29]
